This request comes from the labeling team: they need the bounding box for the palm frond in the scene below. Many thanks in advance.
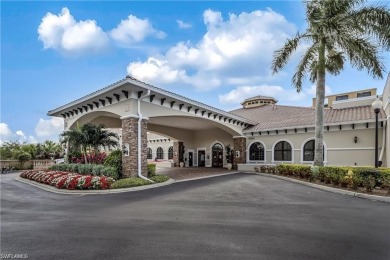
[292,43,318,92]
[350,6,390,50]
[337,34,384,79]
[271,32,308,74]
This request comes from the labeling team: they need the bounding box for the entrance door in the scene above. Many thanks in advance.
[198,150,205,167]
[212,143,223,168]
[188,152,193,167]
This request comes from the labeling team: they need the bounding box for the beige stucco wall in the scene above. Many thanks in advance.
[147,141,174,161]
[312,88,376,107]
[245,125,384,167]
[147,127,234,167]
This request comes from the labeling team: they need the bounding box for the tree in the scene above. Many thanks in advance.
[18,152,31,168]
[60,123,119,164]
[272,0,390,166]
[41,140,62,159]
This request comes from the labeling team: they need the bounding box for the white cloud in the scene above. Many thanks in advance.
[127,57,188,83]
[35,117,64,138]
[177,20,192,29]
[0,123,13,138]
[28,136,38,144]
[15,130,27,140]
[203,9,223,27]
[127,9,296,90]
[110,15,166,46]
[219,85,307,105]
[38,7,109,55]
[0,123,32,144]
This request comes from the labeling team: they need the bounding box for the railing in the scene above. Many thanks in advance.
[33,160,54,169]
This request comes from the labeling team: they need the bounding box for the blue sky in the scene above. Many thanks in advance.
[1,1,389,144]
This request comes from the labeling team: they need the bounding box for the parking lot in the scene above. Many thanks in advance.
[1,171,389,259]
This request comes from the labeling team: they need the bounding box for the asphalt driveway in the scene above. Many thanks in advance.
[1,172,389,260]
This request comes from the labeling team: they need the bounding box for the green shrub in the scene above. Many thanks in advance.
[351,174,362,190]
[104,150,122,178]
[276,164,311,179]
[276,164,292,176]
[381,174,390,194]
[150,175,170,183]
[364,175,376,193]
[110,177,151,189]
[92,165,104,176]
[353,167,381,187]
[49,163,119,180]
[100,166,119,180]
[147,164,156,177]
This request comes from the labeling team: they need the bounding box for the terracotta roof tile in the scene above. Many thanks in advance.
[230,104,386,132]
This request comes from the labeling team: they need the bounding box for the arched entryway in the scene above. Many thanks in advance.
[212,143,224,168]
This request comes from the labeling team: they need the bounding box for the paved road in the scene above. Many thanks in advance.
[1,172,389,260]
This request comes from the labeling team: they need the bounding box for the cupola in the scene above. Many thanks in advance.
[241,96,278,108]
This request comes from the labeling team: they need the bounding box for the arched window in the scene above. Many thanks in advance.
[156,147,164,159]
[303,140,324,161]
[274,141,292,161]
[303,140,315,161]
[168,146,173,159]
[249,142,264,161]
[147,148,152,159]
[212,143,223,151]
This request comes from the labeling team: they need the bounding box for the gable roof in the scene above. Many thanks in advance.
[230,104,386,132]
[48,76,257,125]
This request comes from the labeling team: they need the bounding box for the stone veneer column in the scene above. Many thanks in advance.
[121,117,148,177]
[233,137,247,170]
[173,141,184,167]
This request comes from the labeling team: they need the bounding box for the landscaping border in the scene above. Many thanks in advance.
[16,176,175,195]
[253,172,390,203]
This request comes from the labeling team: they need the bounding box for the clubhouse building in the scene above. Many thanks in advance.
[48,74,390,177]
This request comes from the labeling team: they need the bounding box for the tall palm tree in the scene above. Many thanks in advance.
[272,0,390,166]
[60,123,119,164]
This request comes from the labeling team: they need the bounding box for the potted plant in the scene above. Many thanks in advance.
[225,145,234,170]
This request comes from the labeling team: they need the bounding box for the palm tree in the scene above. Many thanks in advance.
[60,123,87,163]
[82,124,119,153]
[272,0,390,166]
[60,123,119,164]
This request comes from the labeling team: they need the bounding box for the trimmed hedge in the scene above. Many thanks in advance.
[110,175,170,189]
[49,163,118,180]
[104,150,122,178]
[258,164,390,194]
[147,164,156,177]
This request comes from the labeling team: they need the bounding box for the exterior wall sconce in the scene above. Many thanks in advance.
[122,144,129,156]
[354,136,358,143]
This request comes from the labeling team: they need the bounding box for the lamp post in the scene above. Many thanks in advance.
[371,96,383,168]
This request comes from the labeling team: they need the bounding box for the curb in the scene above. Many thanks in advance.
[16,177,176,195]
[251,172,390,203]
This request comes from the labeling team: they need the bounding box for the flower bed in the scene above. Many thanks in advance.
[20,170,114,190]
[254,164,390,196]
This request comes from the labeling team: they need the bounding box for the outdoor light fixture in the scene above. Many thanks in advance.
[354,136,358,143]
[372,96,383,168]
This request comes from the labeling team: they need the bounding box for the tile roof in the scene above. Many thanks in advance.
[243,95,276,101]
[229,104,386,132]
